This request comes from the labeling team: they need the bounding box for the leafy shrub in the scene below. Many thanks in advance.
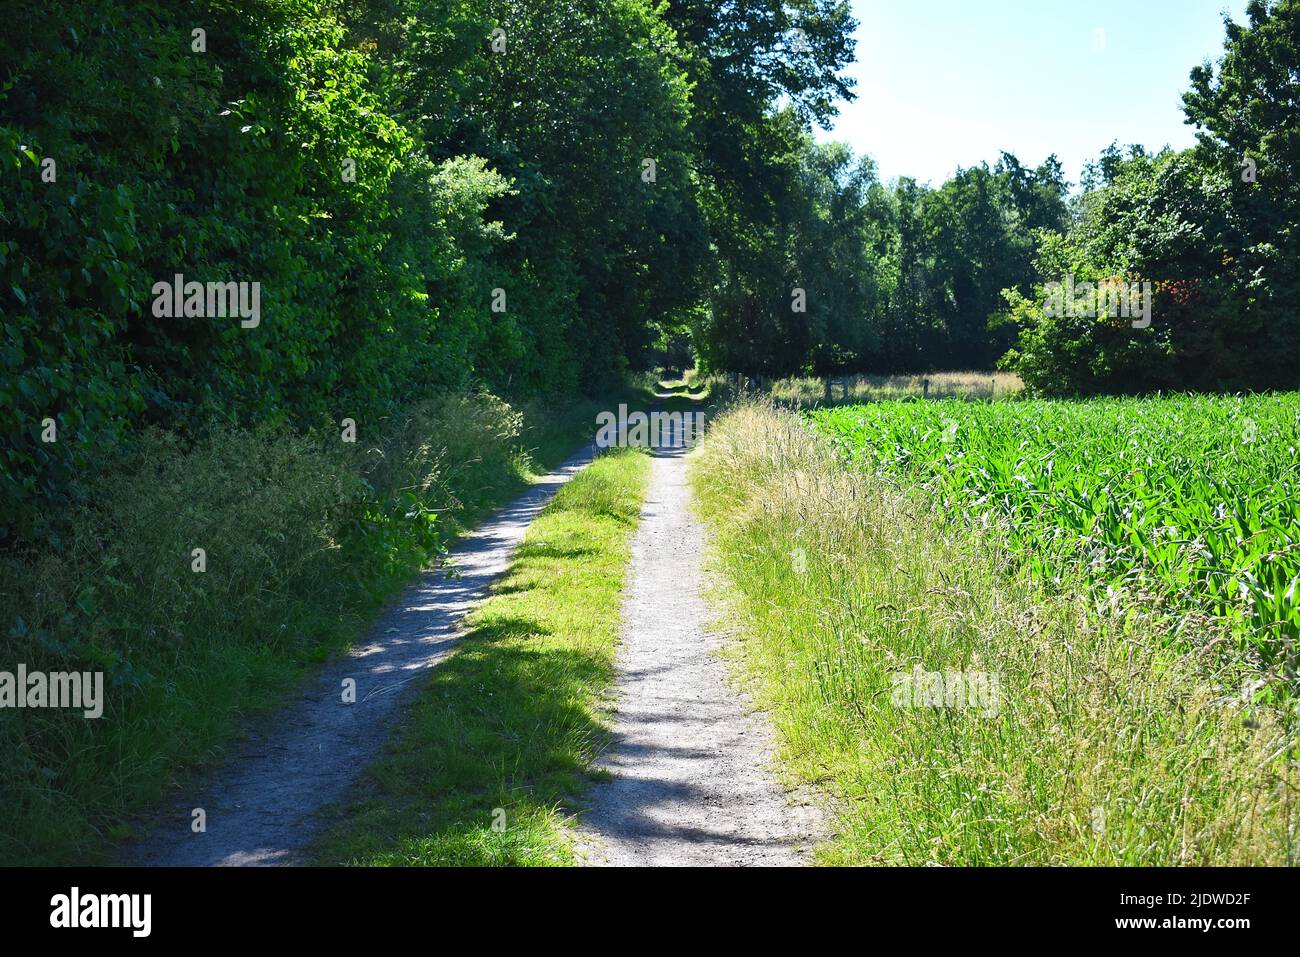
[0,392,531,863]
[1002,2,1300,396]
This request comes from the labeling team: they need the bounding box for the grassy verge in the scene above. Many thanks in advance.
[311,446,650,865]
[691,398,1296,865]
[0,385,650,865]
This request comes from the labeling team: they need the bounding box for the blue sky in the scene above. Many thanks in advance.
[816,0,1251,188]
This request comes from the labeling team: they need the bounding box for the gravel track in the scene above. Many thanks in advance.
[578,438,821,866]
[122,406,817,868]
[122,447,595,866]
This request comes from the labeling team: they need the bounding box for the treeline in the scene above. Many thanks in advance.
[0,0,856,541]
[701,0,1300,396]
[5,1,1299,540]
[695,144,1070,375]
[1005,0,1300,395]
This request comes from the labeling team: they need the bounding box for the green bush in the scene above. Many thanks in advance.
[0,391,538,864]
[1002,1,1300,395]
[0,0,724,540]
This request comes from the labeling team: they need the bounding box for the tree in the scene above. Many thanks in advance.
[1004,0,1300,395]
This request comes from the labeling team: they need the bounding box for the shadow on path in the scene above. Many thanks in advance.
[121,446,597,866]
[577,398,822,866]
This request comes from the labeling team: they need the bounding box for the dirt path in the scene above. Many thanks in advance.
[123,447,596,866]
[578,436,821,866]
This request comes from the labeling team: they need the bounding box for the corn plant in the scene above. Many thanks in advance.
[812,394,1300,677]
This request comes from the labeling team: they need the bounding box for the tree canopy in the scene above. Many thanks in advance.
[4,0,1299,538]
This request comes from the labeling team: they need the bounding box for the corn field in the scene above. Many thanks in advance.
[812,395,1300,681]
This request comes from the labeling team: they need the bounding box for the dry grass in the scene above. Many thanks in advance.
[766,370,1023,404]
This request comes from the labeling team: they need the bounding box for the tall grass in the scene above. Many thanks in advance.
[692,399,1296,865]
[0,389,628,864]
[312,447,651,866]
[767,370,1023,405]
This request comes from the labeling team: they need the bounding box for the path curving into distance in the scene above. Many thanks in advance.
[578,409,822,866]
[123,446,597,866]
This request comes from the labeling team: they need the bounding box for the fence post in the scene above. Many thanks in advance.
[922,377,930,398]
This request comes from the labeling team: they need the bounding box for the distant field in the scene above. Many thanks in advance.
[771,371,1023,404]
[812,394,1300,678]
